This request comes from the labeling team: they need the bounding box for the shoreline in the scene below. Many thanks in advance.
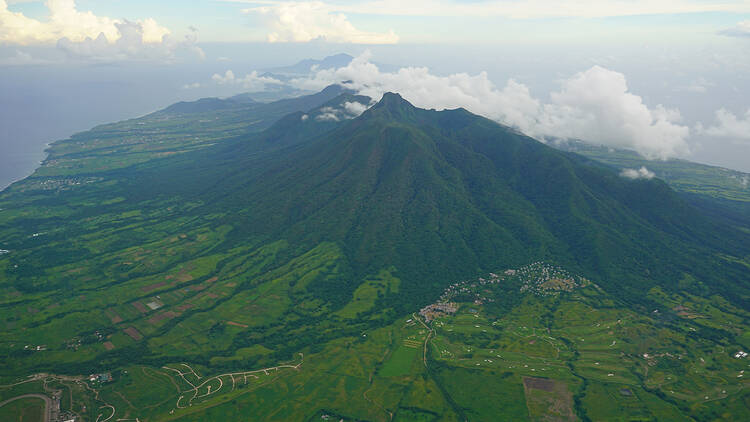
[0,143,51,193]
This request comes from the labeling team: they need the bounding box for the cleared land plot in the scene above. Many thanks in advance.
[523,377,575,421]
[124,327,143,341]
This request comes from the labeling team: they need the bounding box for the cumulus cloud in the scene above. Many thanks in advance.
[243,1,398,44]
[0,0,167,45]
[211,70,285,91]
[56,20,202,61]
[698,109,750,143]
[620,167,656,180]
[291,52,690,159]
[720,20,750,37]
[0,0,200,61]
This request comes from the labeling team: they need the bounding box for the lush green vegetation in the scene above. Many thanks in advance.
[0,88,748,421]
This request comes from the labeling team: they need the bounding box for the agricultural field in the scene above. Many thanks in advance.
[2,261,748,421]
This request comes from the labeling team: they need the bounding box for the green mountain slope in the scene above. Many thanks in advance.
[129,93,749,308]
[554,140,750,234]
[0,90,748,421]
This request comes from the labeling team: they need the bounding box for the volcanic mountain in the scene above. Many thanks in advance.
[125,91,750,310]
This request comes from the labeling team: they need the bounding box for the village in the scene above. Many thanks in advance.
[419,262,590,321]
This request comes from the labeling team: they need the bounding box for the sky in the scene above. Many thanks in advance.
[1,0,750,183]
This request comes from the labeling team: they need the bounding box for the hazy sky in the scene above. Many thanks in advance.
[1,0,749,175]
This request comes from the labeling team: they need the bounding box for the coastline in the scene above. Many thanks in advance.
[0,142,50,193]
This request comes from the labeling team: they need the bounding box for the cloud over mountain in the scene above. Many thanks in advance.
[620,167,656,180]
[292,52,690,159]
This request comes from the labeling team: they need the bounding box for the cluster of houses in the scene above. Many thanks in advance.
[419,302,458,322]
[516,262,587,296]
[734,350,748,359]
[432,262,589,306]
[435,272,506,305]
[415,263,590,324]
[17,176,102,193]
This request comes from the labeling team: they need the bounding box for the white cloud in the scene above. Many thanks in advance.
[291,52,690,159]
[720,20,750,37]
[211,69,285,91]
[343,101,369,116]
[243,1,398,44]
[182,82,201,90]
[314,102,370,121]
[698,109,750,143]
[0,0,168,45]
[316,106,341,121]
[0,0,201,62]
[228,0,750,19]
[620,167,656,180]
[56,21,203,61]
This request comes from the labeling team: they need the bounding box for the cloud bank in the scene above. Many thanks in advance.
[243,1,398,44]
[291,52,690,159]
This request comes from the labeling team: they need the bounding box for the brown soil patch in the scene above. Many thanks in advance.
[132,302,148,313]
[141,281,167,293]
[226,321,249,328]
[103,341,115,350]
[176,303,194,312]
[124,327,143,341]
[205,277,218,283]
[148,311,177,325]
[524,377,555,392]
[109,313,123,324]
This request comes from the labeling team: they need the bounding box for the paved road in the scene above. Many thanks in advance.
[0,393,53,422]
